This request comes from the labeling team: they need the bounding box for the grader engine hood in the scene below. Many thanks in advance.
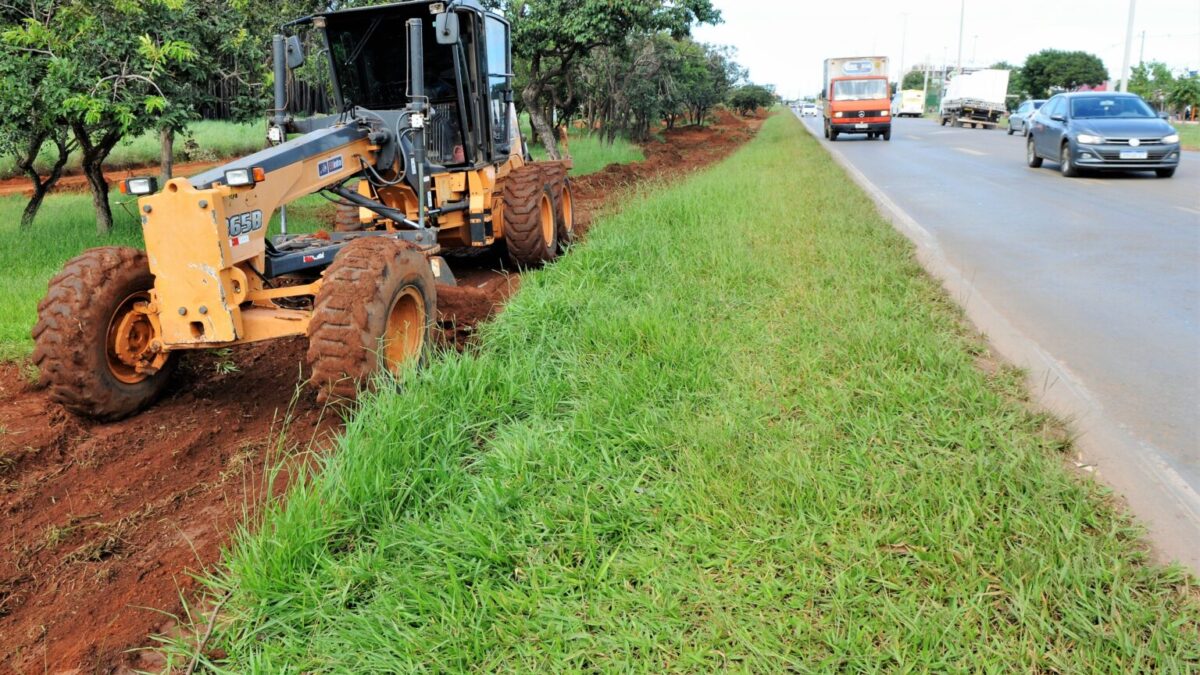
[139,124,374,346]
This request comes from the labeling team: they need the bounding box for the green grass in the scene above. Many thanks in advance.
[176,113,1199,672]
[1177,123,1200,151]
[521,115,644,176]
[0,120,265,179]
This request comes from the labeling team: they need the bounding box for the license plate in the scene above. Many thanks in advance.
[855,123,869,129]
[1120,150,1148,160]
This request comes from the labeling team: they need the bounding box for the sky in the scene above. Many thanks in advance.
[693,0,1200,100]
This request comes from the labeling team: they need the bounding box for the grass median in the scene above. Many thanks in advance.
[185,112,1198,671]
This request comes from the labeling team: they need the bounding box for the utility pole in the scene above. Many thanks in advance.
[899,13,909,89]
[1139,30,1146,65]
[922,55,931,113]
[956,0,965,72]
[1119,0,1136,92]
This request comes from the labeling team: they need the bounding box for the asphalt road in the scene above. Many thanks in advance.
[798,113,1200,569]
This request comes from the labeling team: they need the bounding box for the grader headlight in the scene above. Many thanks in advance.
[120,177,158,196]
[224,167,266,187]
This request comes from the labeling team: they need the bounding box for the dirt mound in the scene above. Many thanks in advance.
[0,110,763,674]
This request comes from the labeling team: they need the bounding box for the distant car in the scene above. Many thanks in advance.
[1027,92,1181,178]
[1007,99,1045,136]
[802,103,819,117]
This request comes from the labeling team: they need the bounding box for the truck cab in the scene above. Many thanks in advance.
[822,56,892,141]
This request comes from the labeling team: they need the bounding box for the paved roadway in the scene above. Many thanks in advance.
[797,113,1200,569]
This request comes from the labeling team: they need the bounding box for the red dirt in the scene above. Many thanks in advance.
[0,161,226,198]
[0,110,762,674]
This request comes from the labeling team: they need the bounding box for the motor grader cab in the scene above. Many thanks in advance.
[32,0,575,420]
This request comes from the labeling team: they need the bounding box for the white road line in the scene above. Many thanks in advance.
[955,147,987,156]
[906,135,922,141]
[1177,206,1200,217]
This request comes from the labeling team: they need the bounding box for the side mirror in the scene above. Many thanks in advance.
[285,35,305,70]
[1050,114,1065,122]
[1159,112,1169,120]
[435,12,460,45]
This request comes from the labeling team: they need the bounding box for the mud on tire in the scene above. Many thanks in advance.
[307,237,436,404]
[32,247,176,421]
[501,164,558,268]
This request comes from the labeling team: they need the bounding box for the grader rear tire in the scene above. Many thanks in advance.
[554,178,576,250]
[307,237,436,404]
[502,165,558,268]
[32,247,176,421]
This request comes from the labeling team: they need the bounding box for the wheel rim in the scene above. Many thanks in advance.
[1061,146,1070,172]
[1028,141,1036,163]
[106,292,161,385]
[539,193,555,250]
[383,286,426,371]
[561,184,575,237]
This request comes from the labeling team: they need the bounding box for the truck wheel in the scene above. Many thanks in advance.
[882,128,892,141]
[501,165,558,267]
[1026,138,1043,168]
[940,116,948,126]
[830,128,840,141]
[823,120,830,138]
[32,247,176,421]
[1007,125,1015,135]
[1059,143,1079,177]
[308,238,436,404]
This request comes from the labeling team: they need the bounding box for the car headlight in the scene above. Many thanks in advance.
[1076,134,1103,145]
[834,112,844,118]
[881,110,890,116]
[1163,134,1179,144]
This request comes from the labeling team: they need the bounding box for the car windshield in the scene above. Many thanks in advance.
[833,79,889,101]
[1071,96,1156,119]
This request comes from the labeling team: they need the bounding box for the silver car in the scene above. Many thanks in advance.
[1008,99,1045,136]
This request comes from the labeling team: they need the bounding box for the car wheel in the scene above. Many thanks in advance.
[1059,143,1079,177]
[1026,137,1043,168]
[1155,168,1176,178]
[1007,124,1014,136]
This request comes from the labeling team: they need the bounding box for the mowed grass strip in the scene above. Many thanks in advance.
[188,112,1200,672]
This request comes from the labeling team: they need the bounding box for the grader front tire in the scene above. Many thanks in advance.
[307,237,436,404]
[32,247,176,421]
[502,166,558,268]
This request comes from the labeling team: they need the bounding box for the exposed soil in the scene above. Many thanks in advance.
[0,161,225,198]
[0,109,762,674]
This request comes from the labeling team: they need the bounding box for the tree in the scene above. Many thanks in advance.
[1166,76,1199,120]
[486,0,721,159]
[1021,49,1108,99]
[728,84,776,116]
[901,70,926,90]
[4,1,198,234]
[0,4,77,228]
[1128,61,1176,110]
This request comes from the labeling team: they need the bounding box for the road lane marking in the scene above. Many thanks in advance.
[906,135,922,141]
[955,147,987,156]
[1177,206,1200,217]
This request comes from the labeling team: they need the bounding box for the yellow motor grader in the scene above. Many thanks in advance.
[32,0,574,420]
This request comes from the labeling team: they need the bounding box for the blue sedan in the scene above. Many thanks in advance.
[1026,92,1181,178]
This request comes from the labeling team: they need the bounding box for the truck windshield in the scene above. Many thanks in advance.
[1070,96,1156,119]
[833,79,889,101]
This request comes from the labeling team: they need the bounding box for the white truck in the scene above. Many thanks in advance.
[892,89,925,117]
[939,69,1010,129]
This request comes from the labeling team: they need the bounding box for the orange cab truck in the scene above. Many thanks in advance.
[822,56,892,141]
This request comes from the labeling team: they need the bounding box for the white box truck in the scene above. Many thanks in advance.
[939,69,1010,129]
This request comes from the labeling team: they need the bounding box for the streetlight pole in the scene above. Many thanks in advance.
[956,0,965,72]
[1119,0,1136,92]
[899,13,909,90]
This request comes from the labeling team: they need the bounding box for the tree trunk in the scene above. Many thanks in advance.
[522,79,561,160]
[17,132,72,229]
[159,127,175,185]
[73,123,121,235]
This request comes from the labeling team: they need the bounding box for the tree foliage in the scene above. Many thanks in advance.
[1167,76,1200,118]
[728,84,777,116]
[1020,49,1108,99]
[901,70,926,91]
[485,0,721,159]
[1128,61,1176,109]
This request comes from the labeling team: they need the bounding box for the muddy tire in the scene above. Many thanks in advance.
[32,247,176,421]
[501,165,558,268]
[307,237,436,404]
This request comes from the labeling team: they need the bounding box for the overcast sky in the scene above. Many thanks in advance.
[693,0,1200,99]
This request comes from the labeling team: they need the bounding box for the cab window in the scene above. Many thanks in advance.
[485,16,511,156]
